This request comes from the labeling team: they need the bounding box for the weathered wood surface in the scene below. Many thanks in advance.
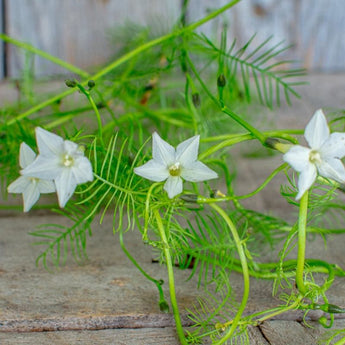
[5,0,180,77]
[1,74,345,344]
[188,0,345,72]
[2,0,345,78]
[0,0,3,79]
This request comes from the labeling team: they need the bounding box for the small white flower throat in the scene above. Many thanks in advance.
[309,150,322,164]
[168,162,181,176]
[63,154,74,167]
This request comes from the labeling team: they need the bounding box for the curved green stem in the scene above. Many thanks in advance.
[76,83,104,146]
[185,54,266,143]
[209,204,250,345]
[119,229,168,312]
[4,0,241,128]
[154,210,187,345]
[296,191,309,295]
[0,34,90,78]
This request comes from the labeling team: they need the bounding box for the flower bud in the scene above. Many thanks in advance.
[65,79,77,88]
[264,137,293,153]
[217,74,226,87]
[87,80,95,89]
[192,93,200,107]
[159,301,170,313]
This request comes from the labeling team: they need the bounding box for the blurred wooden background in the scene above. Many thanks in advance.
[1,0,345,80]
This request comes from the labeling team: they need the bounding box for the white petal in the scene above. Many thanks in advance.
[21,155,61,180]
[176,135,199,167]
[296,164,317,200]
[164,176,183,198]
[55,170,76,208]
[283,145,311,172]
[317,158,345,183]
[35,127,64,156]
[152,132,175,166]
[304,109,330,149]
[37,179,56,193]
[64,140,80,155]
[181,161,218,182]
[73,157,94,184]
[134,160,169,182]
[22,183,40,212]
[19,143,36,168]
[320,132,345,159]
[7,176,30,193]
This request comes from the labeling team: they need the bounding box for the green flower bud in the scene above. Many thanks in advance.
[192,93,200,107]
[159,301,170,313]
[87,80,95,89]
[65,79,77,88]
[217,74,226,87]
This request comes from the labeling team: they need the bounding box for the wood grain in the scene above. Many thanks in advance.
[5,0,180,77]
[0,0,4,79]
[187,0,345,71]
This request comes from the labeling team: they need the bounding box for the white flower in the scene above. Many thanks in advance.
[134,132,218,198]
[21,127,94,208]
[284,109,345,200]
[7,142,56,212]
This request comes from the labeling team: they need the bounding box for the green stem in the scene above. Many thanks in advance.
[5,0,241,127]
[296,191,309,295]
[76,83,104,146]
[209,204,250,345]
[119,229,168,312]
[185,54,266,143]
[0,34,90,78]
[154,210,187,345]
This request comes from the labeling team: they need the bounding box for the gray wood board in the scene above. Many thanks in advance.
[5,0,180,78]
[1,74,345,343]
[3,0,345,79]
[187,0,345,72]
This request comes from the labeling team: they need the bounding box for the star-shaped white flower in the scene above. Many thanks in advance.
[21,127,94,208]
[283,109,345,200]
[7,142,56,212]
[134,132,218,198]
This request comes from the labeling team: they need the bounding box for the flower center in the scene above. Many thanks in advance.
[29,177,39,184]
[309,150,322,164]
[63,154,74,167]
[168,162,181,177]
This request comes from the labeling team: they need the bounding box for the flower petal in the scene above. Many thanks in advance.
[152,132,175,166]
[296,164,317,200]
[283,145,311,172]
[317,158,345,183]
[38,179,56,193]
[181,161,218,182]
[73,157,94,184]
[21,155,61,180]
[19,143,36,168]
[176,135,199,167]
[35,127,64,156]
[320,132,345,159]
[7,176,30,193]
[55,170,76,207]
[22,183,41,212]
[304,109,330,149]
[134,159,169,182]
[164,176,183,198]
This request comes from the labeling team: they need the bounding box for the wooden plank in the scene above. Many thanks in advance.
[0,0,4,79]
[187,0,345,72]
[259,321,316,345]
[299,0,345,71]
[0,328,182,345]
[260,320,345,345]
[5,0,180,78]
